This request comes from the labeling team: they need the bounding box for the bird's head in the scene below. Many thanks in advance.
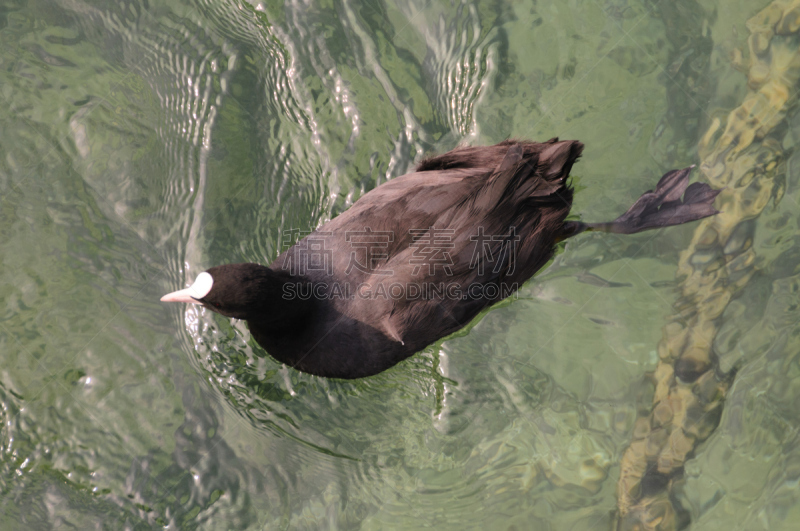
[161,263,282,320]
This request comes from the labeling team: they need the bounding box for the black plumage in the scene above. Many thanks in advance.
[162,139,719,379]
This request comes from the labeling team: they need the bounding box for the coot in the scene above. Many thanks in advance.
[162,139,719,378]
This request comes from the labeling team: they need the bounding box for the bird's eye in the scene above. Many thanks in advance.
[214,302,221,308]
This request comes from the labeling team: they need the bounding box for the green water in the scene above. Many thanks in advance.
[1,0,799,528]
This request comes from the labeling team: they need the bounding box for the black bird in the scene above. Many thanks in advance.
[162,139,719,378]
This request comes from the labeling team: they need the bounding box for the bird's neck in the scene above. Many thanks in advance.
[248,268,314,330]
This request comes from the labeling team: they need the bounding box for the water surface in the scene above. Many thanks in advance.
[1,0,798,529]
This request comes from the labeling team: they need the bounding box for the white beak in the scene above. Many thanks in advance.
[161,272,214,304]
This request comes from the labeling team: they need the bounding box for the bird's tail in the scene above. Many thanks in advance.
[562,166,720,238]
